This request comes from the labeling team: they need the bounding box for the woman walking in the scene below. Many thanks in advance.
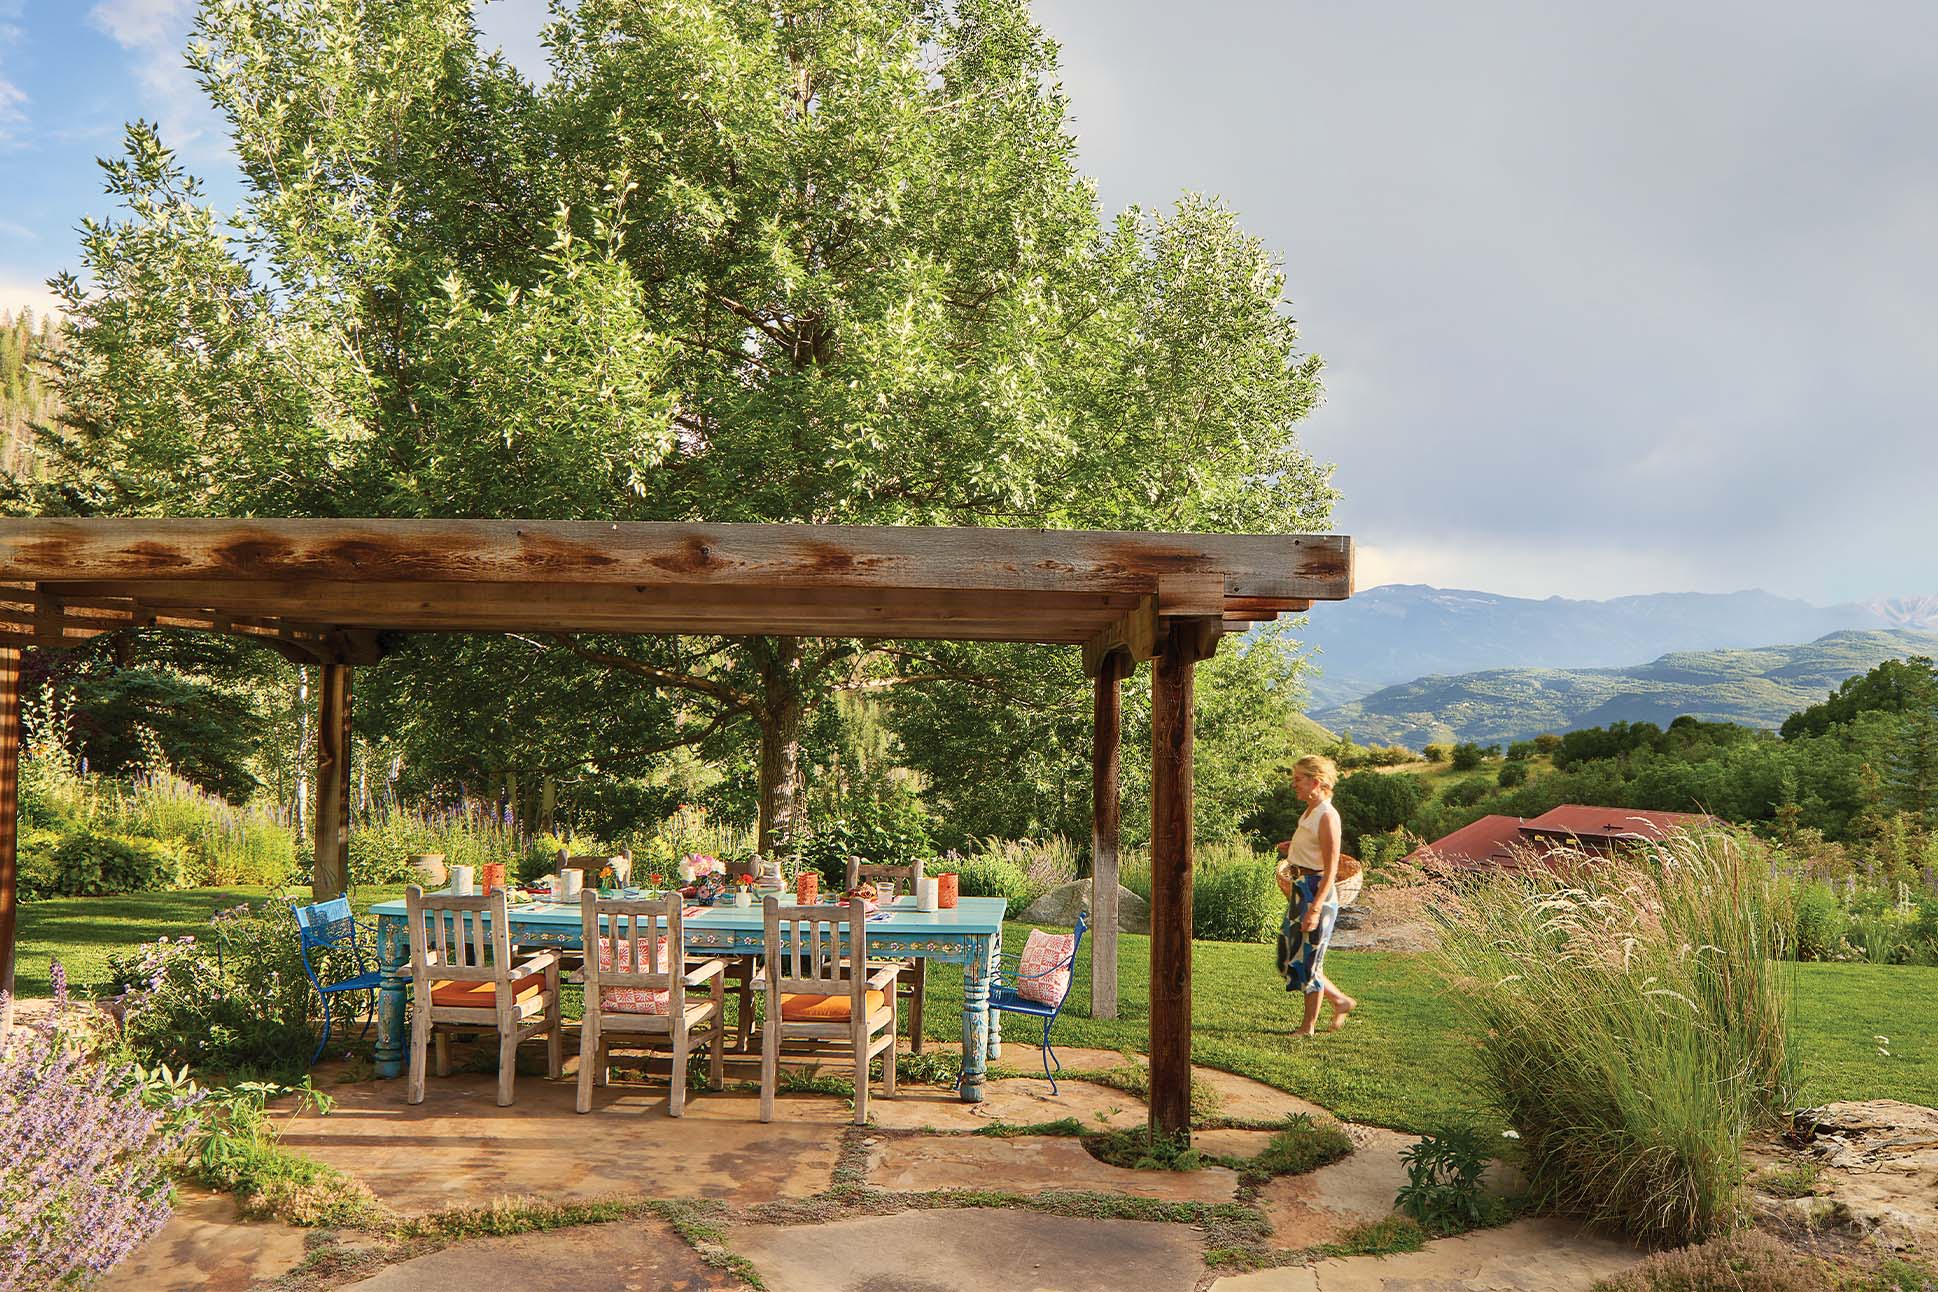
[1276,754,1358,1035]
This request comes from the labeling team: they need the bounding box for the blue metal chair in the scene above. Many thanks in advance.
[293,896,384,1066]
[988,911,1089,1094]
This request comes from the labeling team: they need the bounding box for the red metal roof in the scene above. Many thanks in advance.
[1406,814,1527,871]
[1520,804,1717,841]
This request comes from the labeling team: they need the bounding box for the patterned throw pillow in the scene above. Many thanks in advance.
[596,935,673,1015]
[1015,928,1075,1005]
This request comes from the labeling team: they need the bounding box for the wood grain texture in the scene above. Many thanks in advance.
[313,663,351,900]
[1147,623,1197,1141]
[3,519,1353,598]
[1089,653,1129,1021]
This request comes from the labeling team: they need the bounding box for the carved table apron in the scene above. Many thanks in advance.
[370,896,1007,1101]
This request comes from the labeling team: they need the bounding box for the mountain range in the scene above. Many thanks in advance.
[1311,628,1938,749]
[1294,585,1938,709]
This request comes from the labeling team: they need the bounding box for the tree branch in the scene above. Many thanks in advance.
[525,633,761,716]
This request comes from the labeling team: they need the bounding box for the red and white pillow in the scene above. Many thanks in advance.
[1015,929,1076,1005]
[596,935,673,1015]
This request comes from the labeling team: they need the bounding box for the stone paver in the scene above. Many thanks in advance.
[1210,1219,1641,1292]
[1194,1067,1335,1124]
[1194,1128,1283,1160]
[730,1209,1207,1292]
[1256,1127,1416,1247]
[865,1076,1146,1132]
[343,1217,742,1291]
[111,1188,310,1292]
[866,1133,1241,1203]
[279,1074,846,1215]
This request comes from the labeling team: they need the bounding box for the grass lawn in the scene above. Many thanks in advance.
[14,890,1933,1134]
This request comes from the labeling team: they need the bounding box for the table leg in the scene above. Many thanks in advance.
[374,914,408,1079]
[959,935,990,1102]
[986,934,1003,1062]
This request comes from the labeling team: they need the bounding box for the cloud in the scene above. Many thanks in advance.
[0,275,62,319]
[1035,0,1938,603]
[0,1,25,146]
[87,0,216,155]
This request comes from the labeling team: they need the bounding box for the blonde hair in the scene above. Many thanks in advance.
[1293,754,1339,794]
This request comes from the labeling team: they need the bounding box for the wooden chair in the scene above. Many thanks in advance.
[759,896,900,1126]
[577,891,727,1116]
[845,857,928,1053]
[403,885,562,1107]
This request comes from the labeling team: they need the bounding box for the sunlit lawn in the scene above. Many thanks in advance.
[15,891,1932,1134]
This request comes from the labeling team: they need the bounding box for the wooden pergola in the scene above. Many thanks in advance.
[0,518,1352,1135]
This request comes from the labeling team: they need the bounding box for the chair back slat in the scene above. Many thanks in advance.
[580,892,682,992]
[405,887,509,983]
[844,857,922,891]
[763,898,866,997]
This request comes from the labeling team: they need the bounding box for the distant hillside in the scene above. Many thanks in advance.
[1292,585,1937,708]
[1313,629,1938,748]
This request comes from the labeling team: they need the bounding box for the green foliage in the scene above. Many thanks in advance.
[1440,776,1495,808]
[49,829,184,896]
[1309,1215,1427,1258]
[1782,656,1938,740]
[1393,1127,1506,1235]
[1119,841,1284,942]
[1449,742,1489,771]
[1434,830,1798,1245]
[947,853,1036,913]
[1592,1229,1845,1292]
[110,901,339,1078]
[1239,1113,1353,1180]
[1496,760,1529,788]
[1332,770,1427,849]
[795,794,935,890]
[1423,743,1452,763]
[1081,1126,1206,1172]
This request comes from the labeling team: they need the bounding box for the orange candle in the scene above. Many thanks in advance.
[481,862,507,895]
[936,872,958,909]
[796,871,819,904]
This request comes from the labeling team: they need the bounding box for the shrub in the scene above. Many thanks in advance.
[795,794,934,889]
[1193,849,1283,942]
[1423,743,1452,764]
[1450,742,1489,771]
[1394,1127,1508,1235]
[0,971,199,1291]
[1441,777,1495,808]
[1334,770,1427,847]
[949,853,1035,912]
[1497,761,1529,789]
[50,829,184,896]
[1119,842,1282,942]
[1434,830,1797,1245]
[111,901,340,1078]
[1593,1229,1835,1292]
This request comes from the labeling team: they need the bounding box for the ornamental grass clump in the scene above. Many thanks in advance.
[0,966,201,1291]
[1433,830,1798,1246]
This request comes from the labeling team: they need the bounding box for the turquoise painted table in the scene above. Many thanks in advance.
[369,895,1009,1100]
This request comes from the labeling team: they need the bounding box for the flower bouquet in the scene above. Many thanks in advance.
[732,875,754,908]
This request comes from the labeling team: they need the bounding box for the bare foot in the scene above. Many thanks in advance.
[1329,998,1357,1031]
[1290,1028,1317,1039]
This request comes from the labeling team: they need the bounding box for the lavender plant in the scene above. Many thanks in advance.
[0,964,201,1290]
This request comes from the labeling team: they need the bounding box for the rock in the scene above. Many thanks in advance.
[1332,905,1366,931]
[1021,879,1150,933]
[1788,1099,1938,1250]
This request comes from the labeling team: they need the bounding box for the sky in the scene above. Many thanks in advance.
[1,1,1933,605]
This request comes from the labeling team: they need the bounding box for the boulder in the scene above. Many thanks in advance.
[1022,879,1151,933]
[1788,1100,1938,1250]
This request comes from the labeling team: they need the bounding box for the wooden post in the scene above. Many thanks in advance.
[312,659,352,899]
[1090,650,1128,1020]
[0,646,19,1029]
[1149,619,1218,1141]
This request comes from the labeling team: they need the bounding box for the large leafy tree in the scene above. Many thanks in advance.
[31,0,1334,847]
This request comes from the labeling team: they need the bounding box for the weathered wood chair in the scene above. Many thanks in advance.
[576,891,728,1116]
[758,896,900,1125]
[844,856,929,1053]
[403,885,563,1107]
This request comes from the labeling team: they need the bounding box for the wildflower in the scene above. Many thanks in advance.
[1501,1129,1520,1139]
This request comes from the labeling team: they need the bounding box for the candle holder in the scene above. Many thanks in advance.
[936,872,958,909]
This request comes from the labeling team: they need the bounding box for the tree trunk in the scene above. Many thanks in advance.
[294,668,310,839]
[755,637,806,856]
[539,775,557,834]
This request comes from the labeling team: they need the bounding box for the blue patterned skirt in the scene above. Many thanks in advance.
[1276,870,1337,995]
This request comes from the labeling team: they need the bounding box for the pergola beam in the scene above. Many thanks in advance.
[1,519,1353,601]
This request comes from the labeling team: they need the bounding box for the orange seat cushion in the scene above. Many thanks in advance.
[779,990,886,1022]
[430,970,547,1009]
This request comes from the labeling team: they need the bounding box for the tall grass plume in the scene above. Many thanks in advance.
[1432,829,1798,1246]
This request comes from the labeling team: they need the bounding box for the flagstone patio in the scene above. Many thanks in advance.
[118,1046,1646,1292]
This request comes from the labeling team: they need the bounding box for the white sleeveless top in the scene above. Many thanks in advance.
[1283,799,1340,873]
